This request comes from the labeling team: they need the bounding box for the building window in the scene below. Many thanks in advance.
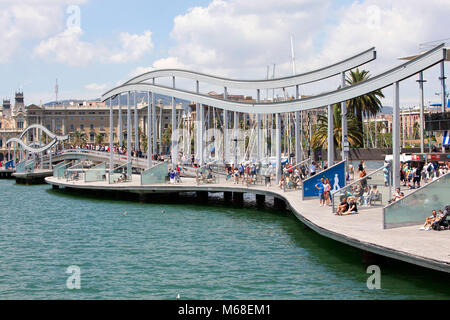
[100,117,104,121]
[0,139,2,147]
[70,124,74,130]
[69,117,74,121]
[100,125,105,131]
[90,117,94,121]
[90,124,94,130]
[80,124,84,130]
[90,133,95,142]
[80,117,84,121]
[56,124,61,130]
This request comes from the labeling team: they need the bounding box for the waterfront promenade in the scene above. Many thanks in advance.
[45,175,450,274]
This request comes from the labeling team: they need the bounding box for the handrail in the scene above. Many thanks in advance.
[330,163,390,197]
[383,171,449,210]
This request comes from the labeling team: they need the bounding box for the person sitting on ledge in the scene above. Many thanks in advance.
[340,197,359,216]
[336,197,349,215]
[420,210,437,230]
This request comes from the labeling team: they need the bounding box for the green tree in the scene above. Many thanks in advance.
[71,130,86,146]
[95,134,104,145]
[346,68,385,138]
[311,105,363,149]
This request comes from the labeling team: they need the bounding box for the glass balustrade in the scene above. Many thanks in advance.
[383,172,449,229]
[65,162,85,182]
[141,162,168,185]
[331,164,392,213]
[109,162,132,184]
[25,160,35,173]
[53,161,73,179]
[15,161,26,173]
[84,162,107,183]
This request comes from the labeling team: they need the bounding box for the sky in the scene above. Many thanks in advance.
[0,0,449,108]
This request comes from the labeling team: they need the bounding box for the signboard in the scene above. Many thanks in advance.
[302,161,346,198]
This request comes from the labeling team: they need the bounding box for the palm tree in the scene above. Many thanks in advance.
[95,134,104,145]
[346,68,384,136]
[71,130,86,146]
[311,105,363,149]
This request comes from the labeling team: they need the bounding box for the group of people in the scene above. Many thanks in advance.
[335,196,359,216]
[420,206,449,231]
[400,161,449,189]
[226,163,260,185]
[168,166,182,184]
[345,184,381,207]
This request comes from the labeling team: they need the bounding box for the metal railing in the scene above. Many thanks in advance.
[330,163,392,213]
[65,162,85,182]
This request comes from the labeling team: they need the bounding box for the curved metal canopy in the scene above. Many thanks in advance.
[102,44,446,114]
[123,47,376,90]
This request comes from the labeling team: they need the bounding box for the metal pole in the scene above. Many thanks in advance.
[295,85,301,163]
[134,91,139,152]
[276,113,281,183]
[109,97,113,173]
[440,61,446,113]
[418,72,425,153]
[234,110,238,165]
[147,91,152,168]
[256,89,261,162]
[171,76,177,168]
[118,95,123,147]
[341,72,348,165]
[127,91,131,163]
[223,109,228,164]
[152,88,157,155]
[392,82,400,190]
[327,104,334,166]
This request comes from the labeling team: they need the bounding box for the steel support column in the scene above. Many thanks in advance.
[295,84,301,163]
[276,113,281,184]
[417,72,426,154]
[147,91,152,168]
[134,91,139,151]
[392,82,400,190]
[109,97,114,173]
[327,104,334,166]
[127,91,131,162]
[341,72,348,166]
[256,89,261,162]
[118,95,123,147]
[440,61,447,113]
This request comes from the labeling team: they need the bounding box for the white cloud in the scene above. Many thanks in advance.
[34,28,154,66]
[129,57,186,78]
[109,31,154,63]
[152,0,450,106]
[0,0,87,63]
[33,27,99,66]
[85,83,108,91]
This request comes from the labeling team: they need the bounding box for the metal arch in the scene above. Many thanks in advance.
[102,44,446,114]
[19,124,69,141]
[121,48,376,90]
[6,137,59,154]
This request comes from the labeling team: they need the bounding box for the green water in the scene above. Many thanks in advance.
[0,180,449,299]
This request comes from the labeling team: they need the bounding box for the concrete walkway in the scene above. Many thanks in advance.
[45,175,450,273]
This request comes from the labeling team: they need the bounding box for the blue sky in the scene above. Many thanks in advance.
[0,0,448,106]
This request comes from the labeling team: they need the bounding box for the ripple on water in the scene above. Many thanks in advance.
[0,180,449,299]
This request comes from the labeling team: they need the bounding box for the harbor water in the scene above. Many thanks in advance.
[0,180,449,299]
